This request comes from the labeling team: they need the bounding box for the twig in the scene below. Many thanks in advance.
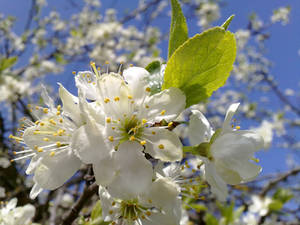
[260,167,300,197]
[61,183,98,225]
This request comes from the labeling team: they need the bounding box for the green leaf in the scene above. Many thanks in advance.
[221,15,235,30]
[204,213,219,225]
[0,56,18,73]
[168,0,188,58]
[145,60,161,74]
[268,199,283,211]
[163,27,236,107]
[273,188,293,204]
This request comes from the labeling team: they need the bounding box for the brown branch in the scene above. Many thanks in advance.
[260,167,300,197]
[61,182,98,225]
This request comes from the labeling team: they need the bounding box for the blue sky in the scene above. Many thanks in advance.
[1,0,299,174]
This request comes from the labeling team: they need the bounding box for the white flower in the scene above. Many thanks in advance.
[249,195,272,216]
[0,198,36,225]
[188,103,263,201]
[271,7,290,25]
[72,66,185,196]
[197,2,220,29]
[0,157,10,168]
[251,120,273,149]
[10,86,83,199]
[99,176,182,225]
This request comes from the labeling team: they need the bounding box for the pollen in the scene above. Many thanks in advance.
[152,131,156,135]
[72,71,76,75]
[59,118,63,123]
[37,147,43,153]
[146,211,151,216]
[129,136,135,141]
[128,95,133,99]
[40,122,45,126]
[145,105,149,109]
[57,105,61,111]
[104,98,110,103]
[160,110,166,115]
[108,136,114,142]
[49,119,57,125]
[114,96,120,101]
[142,119,147,124]
[145,87,151,92]
[158,144,164,149]
[43,138,49,141]
[235,126,241,130]
[140,140,146,145]
[56,142,61,147]
[50,151,55,157]
[168,122,173,127]
[106,117,111,123]
[56,111,61,115]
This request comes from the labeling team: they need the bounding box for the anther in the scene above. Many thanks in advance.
[142,119,147,124]
[104,98,110,103]
[235,126,241,130]
[158,144,164,149]
[129,136,135,141]
[160,110,166,115]
[145,87,151,92]
[50,151,55,157]
[43,108,49,114]
[72,71,76,75]
[168,122,173,127]
[106,117,111,123]
[140,140,146,145]
[56,142,61,147]
[108,136,114,142]
[43,138,49,141]
[114,96,120,101]
[152,131,156,135]
[37,147,43,153]
[128,95,133,99]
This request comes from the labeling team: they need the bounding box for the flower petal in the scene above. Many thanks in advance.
[123,66,150,103]
[71,123,110,164]
[75,71,98,100]
[32,149,81,190]
[107,142,153,200]
[188,110,214,145]
[222,103,240,133]
[93,156,116,186]
[144,87,186,122]
[29,183,43,199]
[144,128,183,162]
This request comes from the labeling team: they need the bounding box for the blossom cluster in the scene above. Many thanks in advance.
[9,63,264,224]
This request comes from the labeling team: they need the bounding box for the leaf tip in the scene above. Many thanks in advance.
[221,15,235,30]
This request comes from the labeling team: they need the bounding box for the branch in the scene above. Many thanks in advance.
[260,167,300,197]
[61,182,98,225]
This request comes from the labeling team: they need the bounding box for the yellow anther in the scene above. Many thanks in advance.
[108,136,114,142]
[112,201,116,206]
[35,121,40,125]
[13,151,17,155]
[114,96,120,101]
[231,124,234,128]
[235,126,241,130]
[43,138,49,141]
[251,157,260,163]
[58,129,65,136]
[129,136,135,141]
[145,105,149,109]
[56,142,61,147]
[9,134,13,139]
[158,144,164,149]
[35,106,40,110]
[50,151,55,157]
[72,71,76,75]
[109,210,113,215]
[131,100,135,104]
[59,118,63,123]
[92,82,96,85]
[37,147,43,153]
[105,61,109,64]
[146,211,151,216]
[34,145,38,150]
[160,110,166,115]
[141,215,146,220]
[88,80,92,83]
[148,199,152,204]
[152,131,156,135]
[40,122,45,126]
[145,87,151,92]
[168,122,173,127]
[140,140,147,145]
[56,111,61,116]
[43,108,49,114]
[112,127,116,130]
[57,105,61,111]
[127,95,133,99]
[49,119,57,125]
[104,98,110,103]
[142,119,147,124]
[106,117,111,123]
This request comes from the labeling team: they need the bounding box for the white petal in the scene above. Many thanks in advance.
[222,103,240,133]
[107,142,153,200]
[97,73,132,118]
[26,155,42,175]
[98,186,116,222]
[146,177,180,210]
[204,160,228,202]
[144,128,183,162]
[123,66,150,103]
[71,123,110,164]
[58,84,83,126]
[93,156,115,186]
[33,149,81,190]
[144,87,186,122]
[188,110,214,145]
[75,71,98,100]
[29,183,43,199]
[41,85,55,110]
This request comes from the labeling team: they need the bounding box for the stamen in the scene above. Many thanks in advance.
[129,136,135,141]
[114,96,120,101]
[145,87,151,92]
[106,117,112,123]
[140,140,146,145]
[160,110,166,115]
[90,61,100,78]
[108,136,114,142]
[158,144,164,149]
[104,98,110,103]
[168,122,173,127]
[128,95,133,99]
[43,108,49,114]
